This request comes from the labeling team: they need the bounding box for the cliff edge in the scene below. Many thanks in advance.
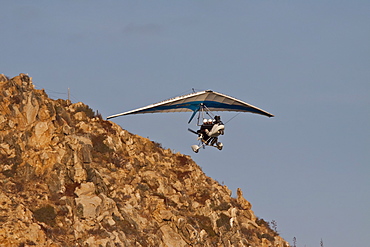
[0,74,289,247]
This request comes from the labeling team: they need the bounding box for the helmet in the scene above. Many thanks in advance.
[203,119,208,124]
[208,119,213,123]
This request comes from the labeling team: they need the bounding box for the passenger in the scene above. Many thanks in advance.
[197,119,211,142]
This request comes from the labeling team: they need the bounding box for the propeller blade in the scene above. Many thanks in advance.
[188,128,198,135]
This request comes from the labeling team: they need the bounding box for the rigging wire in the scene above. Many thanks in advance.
[171,88,204,99]
[172,89,193,98]
[224,112,241,124]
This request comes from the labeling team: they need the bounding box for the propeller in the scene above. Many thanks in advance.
[188,128,198,135]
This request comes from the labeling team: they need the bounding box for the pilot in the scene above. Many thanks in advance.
[213,115,220,124]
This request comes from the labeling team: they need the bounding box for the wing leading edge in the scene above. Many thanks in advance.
[107,90,274,119]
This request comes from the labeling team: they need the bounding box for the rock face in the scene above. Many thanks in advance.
[0,74,289,247]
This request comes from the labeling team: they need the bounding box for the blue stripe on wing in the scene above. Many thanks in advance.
[137,101,273,117]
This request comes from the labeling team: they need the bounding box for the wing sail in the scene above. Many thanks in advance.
[107,90,274,119]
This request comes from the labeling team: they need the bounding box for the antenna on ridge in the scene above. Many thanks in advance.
[66,88,71,105]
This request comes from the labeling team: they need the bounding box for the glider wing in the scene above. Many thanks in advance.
[107,90,274,119]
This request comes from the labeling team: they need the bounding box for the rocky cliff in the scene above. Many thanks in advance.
[0,74,289,247]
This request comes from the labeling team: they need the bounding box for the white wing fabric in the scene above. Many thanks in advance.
[107,90,274,119]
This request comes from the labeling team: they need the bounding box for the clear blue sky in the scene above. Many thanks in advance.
[2,1,369,246]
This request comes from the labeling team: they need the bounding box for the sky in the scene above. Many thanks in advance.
[1,1,369,246]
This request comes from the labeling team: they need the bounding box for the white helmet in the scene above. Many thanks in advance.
[203,119,208,124]
[208,119,213,123]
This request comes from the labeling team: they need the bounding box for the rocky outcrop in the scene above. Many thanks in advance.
[0,74,289,247]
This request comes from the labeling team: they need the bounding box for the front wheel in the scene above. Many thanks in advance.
[191,145,200,153]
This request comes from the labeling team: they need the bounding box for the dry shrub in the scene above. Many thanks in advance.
[33,205,57,226]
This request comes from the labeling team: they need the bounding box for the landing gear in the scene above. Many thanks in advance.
[191,142,223,153]
[188,126,224,153]
[191,145,200,153]
[216,142,223,150]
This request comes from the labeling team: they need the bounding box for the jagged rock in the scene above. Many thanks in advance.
[0,74,8,82]
[160,224,188,247]
[75,183,102,219]
[24,92,40,125]
[0,74,289,247]
[237,188,252,211]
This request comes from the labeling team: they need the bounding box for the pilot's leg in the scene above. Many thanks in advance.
[203,134,210,143]
[197,134,203,140]
[210,137,217,146]
[205,137,213,145]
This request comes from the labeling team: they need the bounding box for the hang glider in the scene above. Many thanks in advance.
[107,90,274,152]
[107,90,274,122]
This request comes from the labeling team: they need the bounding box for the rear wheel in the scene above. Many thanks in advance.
[216,142,223,150]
